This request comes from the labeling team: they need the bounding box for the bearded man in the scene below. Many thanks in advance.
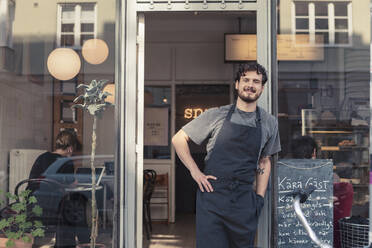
[172,62,281,248]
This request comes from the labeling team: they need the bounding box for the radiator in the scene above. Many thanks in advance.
[9,149,46,195]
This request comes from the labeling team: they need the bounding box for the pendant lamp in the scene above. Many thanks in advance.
[47,48,81,81]
[82,39,109,65]
[103,83,115,104]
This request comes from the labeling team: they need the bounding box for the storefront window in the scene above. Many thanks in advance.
[278,0,370,247]
[0,0,117,247]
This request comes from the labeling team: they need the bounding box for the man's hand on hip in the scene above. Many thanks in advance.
[190,169,217,193]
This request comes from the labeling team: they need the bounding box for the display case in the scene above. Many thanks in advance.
[302,109,369,210]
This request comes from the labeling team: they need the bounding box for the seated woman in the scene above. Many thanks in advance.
[28,130,89,248]
[28,130,79,191]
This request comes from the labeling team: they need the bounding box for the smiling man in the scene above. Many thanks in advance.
[172,62,281,248]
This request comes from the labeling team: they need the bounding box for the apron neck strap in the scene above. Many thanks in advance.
[227,103,262,124]
[226,104,236,121]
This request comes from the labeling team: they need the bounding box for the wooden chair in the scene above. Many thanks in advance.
[143,169,157,240]
[151,173,169,224]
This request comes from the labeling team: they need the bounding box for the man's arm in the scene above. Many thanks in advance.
[256,156,271,197]
[172,129,216,192]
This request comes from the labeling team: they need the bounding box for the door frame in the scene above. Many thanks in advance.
[119,0,276,247]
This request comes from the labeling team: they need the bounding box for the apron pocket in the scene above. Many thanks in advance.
[255,193,264,216]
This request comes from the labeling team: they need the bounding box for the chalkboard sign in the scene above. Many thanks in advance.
[276,159,333,247]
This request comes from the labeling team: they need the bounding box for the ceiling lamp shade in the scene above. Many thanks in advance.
[103,83,115,104]
[47,48,81,81]
[82,39,109,65]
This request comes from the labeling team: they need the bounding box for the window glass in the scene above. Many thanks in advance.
[62,24,74,32]
[335,32,349,44]
[80,4,95,20]
[61,34,74,46]
[61,5,75,20]
[315,2,328,16]
[59,3,96,48]
[295,2,309,16]
[335,19,348,29]
[315,18,329,30]
[294,2,351,45]
[335,2,348,16]
[81,23,94,32]
[0,1,117,247]
[296,18,309,29]
[279,1,370,247]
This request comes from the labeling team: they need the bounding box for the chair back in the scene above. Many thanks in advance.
[143,169,157,204]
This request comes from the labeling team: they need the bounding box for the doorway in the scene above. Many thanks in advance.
[142,11,262,247]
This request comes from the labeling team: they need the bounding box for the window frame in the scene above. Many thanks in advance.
[291,0,353,47]
[56,3,97,49]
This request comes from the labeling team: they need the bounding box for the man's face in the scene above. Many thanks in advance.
[235,70,264,103]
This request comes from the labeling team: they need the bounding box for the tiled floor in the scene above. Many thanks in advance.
[143,214,196,248]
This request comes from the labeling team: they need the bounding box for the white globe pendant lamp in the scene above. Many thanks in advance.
[82,39,109,65]
[103,83,115,104]
[47,48,81,81]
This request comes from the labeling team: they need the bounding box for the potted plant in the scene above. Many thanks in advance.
[0,189,45,248]
[73,79,113,248]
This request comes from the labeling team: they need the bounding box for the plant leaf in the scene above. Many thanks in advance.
[22,235,31,243]
[0,218,10,229]
[5,239,14,248]
[11,203,25,213]
[14,214,26,224]
[33,221,43,228]
[32,228,45,238]
[28,196,37,204]
[32,205,43,216]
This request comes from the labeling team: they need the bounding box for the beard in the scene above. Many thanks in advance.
[237,87,262,103]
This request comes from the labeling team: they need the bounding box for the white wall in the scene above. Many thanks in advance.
[0,72,53,193]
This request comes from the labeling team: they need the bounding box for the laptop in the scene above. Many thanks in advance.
[72,167,106,191]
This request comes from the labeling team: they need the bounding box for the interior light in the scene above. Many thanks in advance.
[47,48,81,81]
[103,83,115,104]
[82,39,109,65]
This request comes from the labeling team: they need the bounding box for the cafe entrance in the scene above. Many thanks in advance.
[119,1,276,247]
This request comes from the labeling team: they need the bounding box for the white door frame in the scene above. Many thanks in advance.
[121,1,274,247]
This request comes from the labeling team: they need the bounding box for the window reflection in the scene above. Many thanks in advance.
[279,0,370,247]
[0,0,116,246]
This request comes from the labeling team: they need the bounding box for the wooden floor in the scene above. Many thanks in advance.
[143,214,196,248]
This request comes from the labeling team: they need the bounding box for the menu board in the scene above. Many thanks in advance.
[144,107,168,146]
[276,159,333,247]
[225,34,324,61]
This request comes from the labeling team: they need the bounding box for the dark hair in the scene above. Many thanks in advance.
[291,136,318,159]
[55,130,80,151]
[234,62,268,85]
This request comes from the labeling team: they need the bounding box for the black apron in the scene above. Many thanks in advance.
[196,104,264,248]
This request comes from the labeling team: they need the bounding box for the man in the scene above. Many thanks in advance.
[172,62,281,248]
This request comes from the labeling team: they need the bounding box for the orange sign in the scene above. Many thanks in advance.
[184,108,208,119]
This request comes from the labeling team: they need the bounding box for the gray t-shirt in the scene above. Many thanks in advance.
[182,104,281,162]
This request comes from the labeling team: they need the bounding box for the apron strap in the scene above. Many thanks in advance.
[226,103,236,121]
[227,103,262,126]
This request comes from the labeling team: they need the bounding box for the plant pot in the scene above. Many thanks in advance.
[0,235,33,248]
